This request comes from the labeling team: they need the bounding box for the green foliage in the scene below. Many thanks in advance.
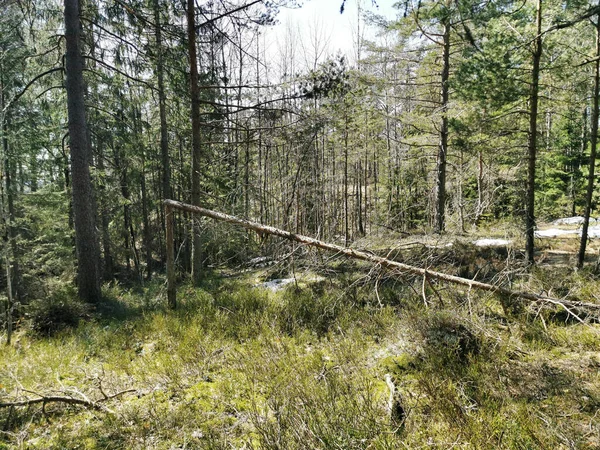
[278,286,346,335]
[1,272,600,448]
[29,286,85,336]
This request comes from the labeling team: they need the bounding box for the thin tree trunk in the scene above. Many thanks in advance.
[434,18,450,234]
[96,141,113,279]
[4,257,12,345]
[154,0,171,204]
[525,0,543,265]
[1,83,22,304]
[64,0,101,302]
[578,12,600,268]
[575,107,588,216]
[476,149,484,223]
[344,111,349,246]
[141,148,152,280]
[187,0,203,284]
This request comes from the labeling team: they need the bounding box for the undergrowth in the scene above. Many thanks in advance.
[1,272,599,449]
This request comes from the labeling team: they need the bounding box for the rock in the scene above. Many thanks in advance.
[257,278,295,291]
[535,228,579,238]
[472,238,512,247]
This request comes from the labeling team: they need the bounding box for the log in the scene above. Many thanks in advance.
[163,199,600,317]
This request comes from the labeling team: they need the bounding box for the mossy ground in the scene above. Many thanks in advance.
[1,251,600,449]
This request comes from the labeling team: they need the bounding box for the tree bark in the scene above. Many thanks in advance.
[525,0,543,265]
[187,0,203,285]
[578,11,600,268]
[64,0,101,303]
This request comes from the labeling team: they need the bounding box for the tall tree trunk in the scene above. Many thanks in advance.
[344,110,349,246]
[154,0,171,204]
[187,0,203,284]
[434,18,450,234]
[525,0,543,265]
[577,12,600,268]
[64,0,101,302]
[1,82,22,304]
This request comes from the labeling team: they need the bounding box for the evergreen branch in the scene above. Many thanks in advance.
[110,0,183,40]
[83,56,156,91]
[82,17,144,55]
[195,0,263,30]
[544,5,600,34]
[2,67,64,114]
[198,95,306,115]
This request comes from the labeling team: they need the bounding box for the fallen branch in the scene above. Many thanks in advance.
[164,200,600,319]
[0,389,136,414]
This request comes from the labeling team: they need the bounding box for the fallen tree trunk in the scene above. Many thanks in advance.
[164,199,600,318]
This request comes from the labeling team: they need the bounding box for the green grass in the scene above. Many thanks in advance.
[1,273,599,449]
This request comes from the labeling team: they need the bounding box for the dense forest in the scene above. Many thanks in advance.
[1,0,600,448]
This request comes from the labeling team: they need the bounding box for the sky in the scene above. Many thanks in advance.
[262,0,400,73]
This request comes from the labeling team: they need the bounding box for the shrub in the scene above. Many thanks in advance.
[411,310,482,365]
[29,286,85,336]
[278,287,345,335]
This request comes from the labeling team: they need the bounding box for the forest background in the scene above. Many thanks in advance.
[2,0,600,447]
[2,0,600,300]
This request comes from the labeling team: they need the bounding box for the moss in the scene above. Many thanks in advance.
[379,353,417,376]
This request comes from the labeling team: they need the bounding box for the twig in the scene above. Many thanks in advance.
[426,276,445,307]
[375,275,383,308]
[421,273,428,309]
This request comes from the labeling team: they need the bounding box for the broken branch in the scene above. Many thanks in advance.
[0,389,136,414]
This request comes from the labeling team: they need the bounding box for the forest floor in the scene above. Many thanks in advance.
[1,223,600,449]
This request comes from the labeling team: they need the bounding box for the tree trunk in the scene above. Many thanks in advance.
[1,81,22,304]
[64,0,101,303]
[96,141,113,279]
[154,0,171,204]
[578,12,600,268]
[141,149,152,280]
[434,18,450,234]
[344,110,349,246]
[187,0,203,285]
[525,0,543,265]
